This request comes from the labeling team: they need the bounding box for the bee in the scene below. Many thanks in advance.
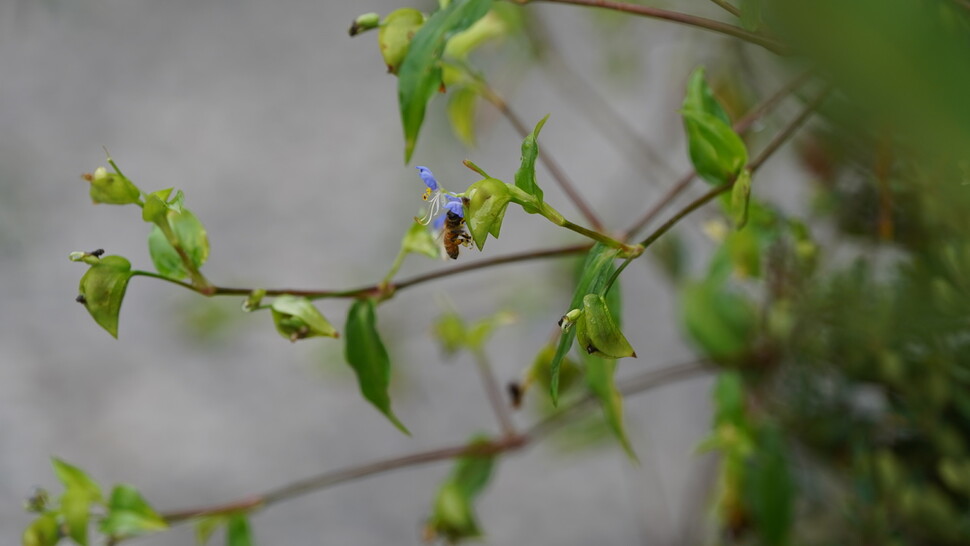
[442,210,472,260]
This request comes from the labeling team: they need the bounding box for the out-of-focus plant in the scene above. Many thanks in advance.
[32,0,970,544]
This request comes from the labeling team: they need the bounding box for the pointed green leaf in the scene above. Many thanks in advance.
[682,110,749,186]
[549,243,618,404]
[683,67,731,125]
[402,221,440,259]
[378,8,426,74]
[584,356,636,460]
[581,294,636,359]
[398,0,492,162]
[464,177,511,250]
[513,115,549,213]
[226,514,254,546]
[731,169,752,229]
[271,295,338,341]
[447,86,479,148]
[99,484,167,537]
[51,458,102,500]
[22,513,59,546]
[78,255,133,338]
[344,299,410,434]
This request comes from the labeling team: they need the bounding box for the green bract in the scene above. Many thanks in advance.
[378,8,425,74]
[576,294,636,359]
[21,513,59,546]
[141,189,210,283]
[271,295,338,341]
[78,255,133,338]
[464,177,511,250]
[345,299,409,434]
[681,67,748,186]
[85,166,141,205]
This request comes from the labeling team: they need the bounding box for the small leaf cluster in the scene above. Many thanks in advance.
[23,459,166,546]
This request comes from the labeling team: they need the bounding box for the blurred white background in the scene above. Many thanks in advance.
[0,0,785,543]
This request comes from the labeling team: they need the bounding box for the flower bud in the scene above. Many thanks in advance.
[349,12,380,36]
[82,166,141,205]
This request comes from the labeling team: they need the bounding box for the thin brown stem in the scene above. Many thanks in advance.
[132,243,591,300]
[526,0,788,54]
[480,86,606,231]
[160,358,710,524]
[621,68,815,239]
[472,348,518,437]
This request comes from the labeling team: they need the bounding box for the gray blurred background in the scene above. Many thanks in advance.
[0,0,799,543]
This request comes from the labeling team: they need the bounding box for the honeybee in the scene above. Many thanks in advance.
[442,210,472,260]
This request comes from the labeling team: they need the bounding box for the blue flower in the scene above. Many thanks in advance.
[416,166,464,229]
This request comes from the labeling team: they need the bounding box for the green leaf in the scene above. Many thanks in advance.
[22,513,59,546]
[52,458,102,500]
[344,299,410,434]
[402,221,440,259]
[513,115,549,213]
[378,8,426,74]
[549,243,618,404]
[195,516,223,545]
[78,255,133,338]
[584,355,636,460]
[85,166,141,205]
[447,86,479,148]
[740,0,764,31]
[99,484,167,537]
[680,280,757,362]
[682,110,749,186]
[426,437,495,543]
[730,169,752,229]
[226,514,254,546]
[579,294,636,359]
[141,188,176,224]
[147,207,209,280]
[464,177,511,250]
[271,295,338,341]
[682,67,731,125]
[62,489,93,545]
[398,0,492,162]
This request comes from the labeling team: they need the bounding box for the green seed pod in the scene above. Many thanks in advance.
[83,167,141,205]
[378,8,425,74]
[581,294,637,359]
[464,177,511,250]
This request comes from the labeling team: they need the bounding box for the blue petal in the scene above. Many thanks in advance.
[416,166,439,191]
[444,196,464,217]
[432,214,446,231]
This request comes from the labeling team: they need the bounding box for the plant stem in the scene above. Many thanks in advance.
[131,243,591,300]
[621,68,815,239]
[160,359,709,524]
[526,0,788,54]
[561,219,641,257]
[472,348,517,437]
[478,84,606,231]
